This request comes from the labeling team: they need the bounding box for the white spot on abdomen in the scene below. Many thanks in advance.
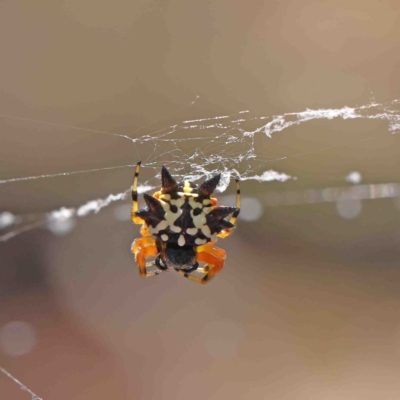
[178,234,185,246]
[160,201,170,212]
[148,220,168,234]
[166,209,182,225]
[170,225,182,233]
[187,228,198,235]
[189,198,202,210]
[192,212,206,228]
[201,225,211,238]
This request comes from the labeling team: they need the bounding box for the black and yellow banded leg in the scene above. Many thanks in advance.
[177,268,218,284]
[218,179,241,239]
[131,161,144,224]
[230,179,241,224]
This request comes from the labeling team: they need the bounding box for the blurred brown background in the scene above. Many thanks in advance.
[2,1,400,399]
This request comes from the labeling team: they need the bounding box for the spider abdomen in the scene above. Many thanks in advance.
[149,192,216,247]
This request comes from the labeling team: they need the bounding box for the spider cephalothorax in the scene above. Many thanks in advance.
[131,162,240,284]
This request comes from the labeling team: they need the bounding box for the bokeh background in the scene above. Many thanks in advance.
[2,1,400,399]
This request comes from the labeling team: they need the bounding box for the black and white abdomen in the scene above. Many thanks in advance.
[136,174,237,249]
[148,193,217,247]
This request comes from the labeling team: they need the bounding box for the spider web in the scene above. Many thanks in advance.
[1,96,400,243]
[1,96,400,399]
[0,366,42,400]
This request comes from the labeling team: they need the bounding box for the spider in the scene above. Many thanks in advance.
[131,161,240,284]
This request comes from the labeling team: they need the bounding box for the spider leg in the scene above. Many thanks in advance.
[131,161,144,225]
[177,244,226,284]
[140,224,151,237]
[218,179,241,238]
[132,237,163,278]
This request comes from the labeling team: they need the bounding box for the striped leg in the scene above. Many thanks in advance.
[132,237,162,278]
[218,179,241,238]
[177,244,226,284]
[131,161,144,224]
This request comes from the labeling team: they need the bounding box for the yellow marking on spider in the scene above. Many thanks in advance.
[177,191,198,197]
[183,181,194,193]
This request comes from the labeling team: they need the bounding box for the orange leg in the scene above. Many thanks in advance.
[140,224,151,237]
[131,237,162,278]
[178,245,226,284]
